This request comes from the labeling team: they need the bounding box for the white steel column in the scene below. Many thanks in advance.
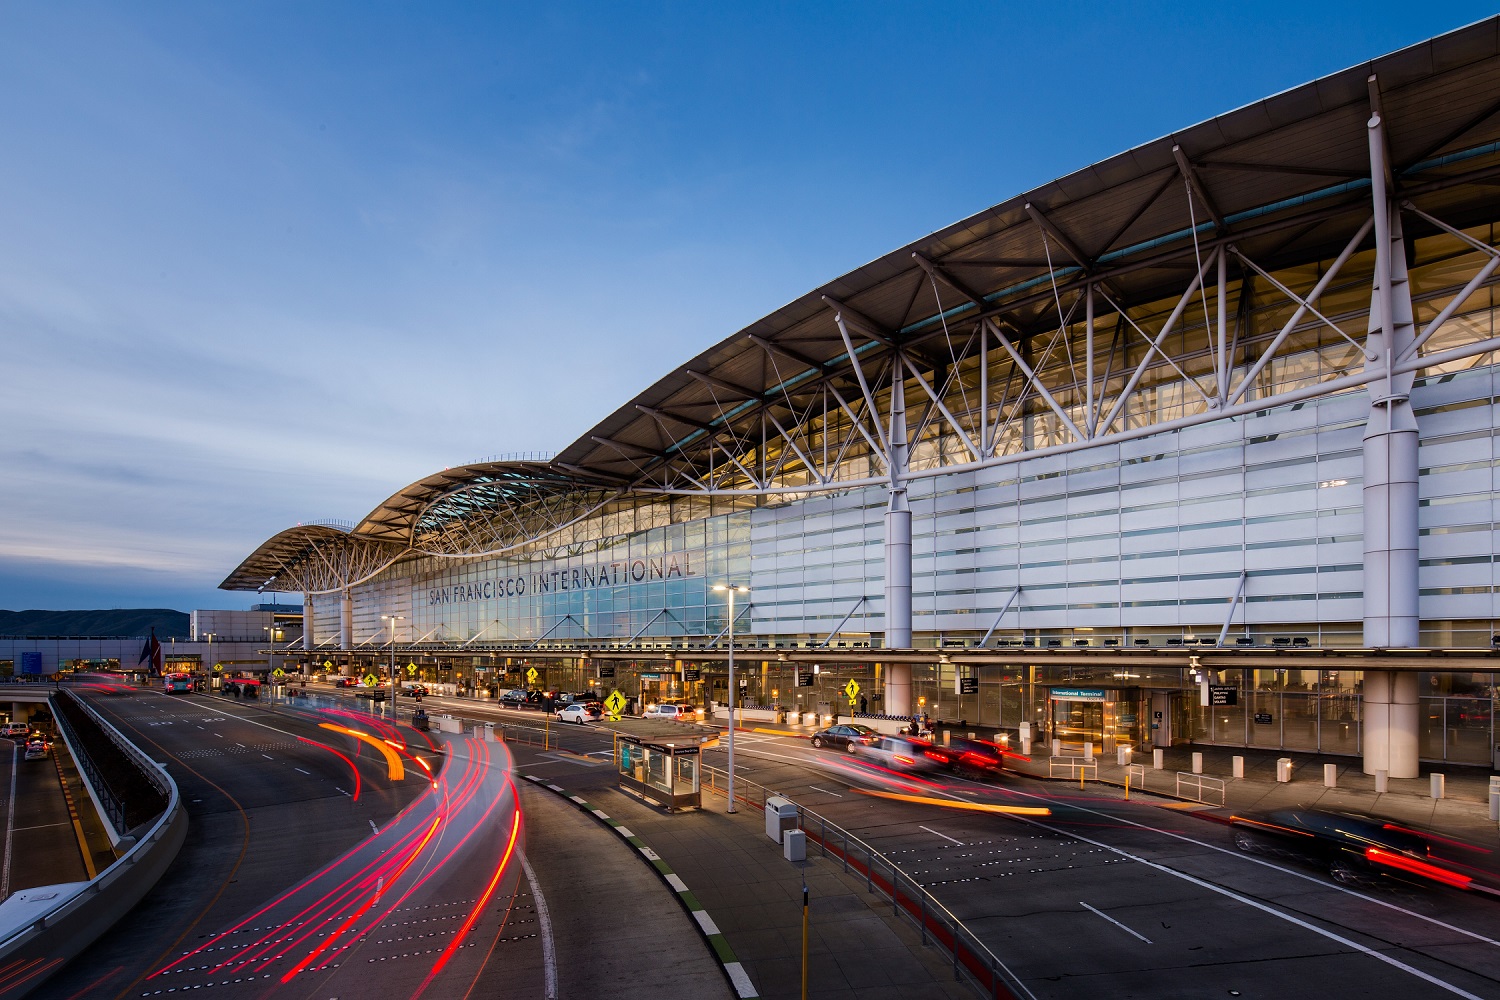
[340,591,354,652]
[1362,669,1419,777]
[1362,96,1420,650]
[884,353,912,650]
[303,592,314,651]
[884,662,912,718]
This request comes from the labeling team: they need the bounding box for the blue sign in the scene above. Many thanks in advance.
[19,652,42,676]
[1049,687,1106,702]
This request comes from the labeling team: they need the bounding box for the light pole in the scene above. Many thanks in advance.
[383,615,404,714]
[205,632,215,684]
[263,625,274,686]
[713,584,748,813]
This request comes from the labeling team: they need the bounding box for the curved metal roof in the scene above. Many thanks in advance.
[224,16,1500,592]
[553,16,1500,484]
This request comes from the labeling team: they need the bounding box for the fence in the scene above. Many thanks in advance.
[53,689,170,836]
[1047,756,1098,781]
[1174,772,1227,806]
[700,763,1035,1000]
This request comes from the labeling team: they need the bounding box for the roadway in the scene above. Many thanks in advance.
[342,690,1500,1000]
[29,684,729,1000]
[0,737,89,897]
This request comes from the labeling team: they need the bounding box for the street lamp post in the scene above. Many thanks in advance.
[263,625,274,686]
[205,632,215,683]
[382,615,404,714]
[713,584,749,814]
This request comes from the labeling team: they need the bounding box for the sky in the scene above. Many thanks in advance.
[0,1,1492,612]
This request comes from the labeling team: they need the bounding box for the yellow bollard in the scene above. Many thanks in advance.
[801,884,809,1000]
[1079,764,1085,791]
[1125,772,1130,801]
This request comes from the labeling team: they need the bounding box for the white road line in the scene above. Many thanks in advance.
[1004,813,1486,999]
[369,820,379,836]
[520,853,558,1000]
[807,785,843,797]
[2,743,15,899]
[294,768,310,775]
[336,787,351,797]
[262,754,273,760]
[1081,901,1152,943]
[9,822,71,833]
[997,784,1500,951]
[919,825,963,846]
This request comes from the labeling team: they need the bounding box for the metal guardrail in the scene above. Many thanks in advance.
[699,764,1035,1000]
[1175,772,1227,805]
[1047,755,1098,781]
[53,690,171,837]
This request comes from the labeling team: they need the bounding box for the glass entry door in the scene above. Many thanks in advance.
[1054,700,1103,751]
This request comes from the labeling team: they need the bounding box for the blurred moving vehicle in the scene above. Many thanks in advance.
[162,672,192,694]
[23,739,47,761]
[643,703,694,721]
[0,722,29,738]
[558,703,599,724]
[809,724,876,752]
[853,735,947,773]
[1230,807,1484,890]
[945,736,1014,778]
[499,689,529,706]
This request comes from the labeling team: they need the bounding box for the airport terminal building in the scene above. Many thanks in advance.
[226,20,1500,778]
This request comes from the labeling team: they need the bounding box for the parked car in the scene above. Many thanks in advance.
[0,722,29,738]
[558,703,600,724]
[643,703,694,721]
[809,723,876,752]
[853,735,947,773]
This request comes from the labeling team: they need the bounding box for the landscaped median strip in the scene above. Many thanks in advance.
[523,774,758,999]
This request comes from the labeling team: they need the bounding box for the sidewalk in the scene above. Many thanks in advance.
[512,744,973,1000]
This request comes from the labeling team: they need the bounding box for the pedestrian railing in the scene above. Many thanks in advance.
[1125,762,1147,790]
[1048,755,1097,781]
[701,764,1035,1000]
[1175,772,1226,805]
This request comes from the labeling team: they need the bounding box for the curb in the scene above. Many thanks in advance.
[520,774,758,999]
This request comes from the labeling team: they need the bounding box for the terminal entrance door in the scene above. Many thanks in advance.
[1053,699,1103,752]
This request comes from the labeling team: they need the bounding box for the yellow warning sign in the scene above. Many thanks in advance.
[605,690,627,719]
[362,672,379,688]
[272,667,285,678]
[323,660,333,669]
[407,663,418,675]
[526,667,539,684]
[844,679,861,704]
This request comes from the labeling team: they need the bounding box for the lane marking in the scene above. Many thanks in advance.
[996,784,1500,951]
[919,825,964,846]
[261,754,273,760]
[807,785,844,797]
[294,768,310,775]
[369,820,379,836]
[520,853,558,1000]
[1081,901,1152,943]
[2,742,15,898]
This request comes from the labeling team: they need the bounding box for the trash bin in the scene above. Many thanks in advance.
[783,828,806,862]
[765,795,798,844]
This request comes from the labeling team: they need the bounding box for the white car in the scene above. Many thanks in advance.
[558,703,596,725]
[643,703,694,721]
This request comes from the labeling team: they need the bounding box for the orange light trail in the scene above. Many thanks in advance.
[854,788,1051,816]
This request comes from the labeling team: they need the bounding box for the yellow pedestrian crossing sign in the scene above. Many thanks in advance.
[844,679,861,705]
[362,672,379,688]
[407,662,418,675]
[323,660,333,669]
[604,690,627,719]
[213,663,222,673]
[272,667,285,679]
[526,667,538,684]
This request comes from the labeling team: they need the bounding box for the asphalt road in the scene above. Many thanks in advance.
[349,691,1500,1000]
[0,738,86,897]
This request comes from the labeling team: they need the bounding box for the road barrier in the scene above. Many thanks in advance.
[1047,756,1098,782]
[1174,771,1226,806]
[0,691,187,997]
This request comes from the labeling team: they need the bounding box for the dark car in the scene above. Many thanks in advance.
[945,737,1010,778]
[1231,808,1464,888]
[499,689,529,706]
[809,724,877,752]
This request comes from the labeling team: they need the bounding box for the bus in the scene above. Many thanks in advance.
[163,672,192,694]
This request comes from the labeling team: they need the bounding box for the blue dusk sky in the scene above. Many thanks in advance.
[0,2,1491,611]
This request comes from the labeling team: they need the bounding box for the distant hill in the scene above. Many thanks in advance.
[0,609,190,638]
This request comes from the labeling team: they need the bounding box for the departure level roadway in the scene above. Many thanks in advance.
[30,685,725,1000]
[361,692,1500,1000]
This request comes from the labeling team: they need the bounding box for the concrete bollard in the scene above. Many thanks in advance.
[1191,752,1203,774]
[1431,773,1446,800]
[1276,758,1293,783]
[968,731,976,740]
[1084,742,1094,760]
[1232,755,1244,779]
[1052,738,1062,757]
[1021,737,1032,756]
[1116,746,1131,766]
[1489,776,1499,821]
[1323,763,1337,788]
[1152,748,1164,770]
[1375,769,1388,794]
[942,730,951,746]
